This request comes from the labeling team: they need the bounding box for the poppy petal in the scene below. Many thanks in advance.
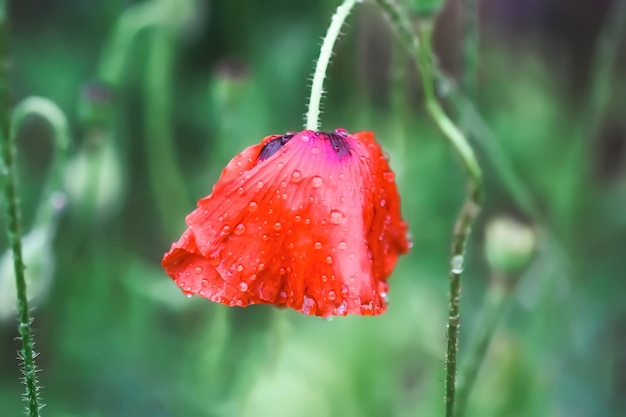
[162,129,409,317]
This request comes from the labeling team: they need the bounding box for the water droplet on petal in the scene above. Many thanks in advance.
[312,176,323,188]
[335,301,347,315]
[248,201,258,212]
[258,262,266,271]
[314,241,322,250]
[221,225,231,235]
[274,222,282,231]
[338,241,347,250]
[328,290,336,301]
[302,296,317,315]
[256,181,264,189]
[237,264,244,272]
[326,256,333,264]
[237,187,245,195]
[291,170,302,183]
[348,252,355,260]
[277,162,285,169]
[234,223,246,235]
[239,282,248,292]
[383,171,395,182]
[380,199,386,207]
[329,210,343,225]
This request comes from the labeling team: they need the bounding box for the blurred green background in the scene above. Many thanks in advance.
[1,0,625,416]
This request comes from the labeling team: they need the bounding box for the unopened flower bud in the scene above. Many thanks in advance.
[484,216,536,276]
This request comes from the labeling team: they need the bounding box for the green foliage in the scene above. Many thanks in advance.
[1,1,624,417]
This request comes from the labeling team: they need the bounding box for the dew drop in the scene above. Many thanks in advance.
[274,221,282,231]
[237,264,244,272]
[248,201,258,212]
[311,176,323,188]
[291,170,302,183]
[348,252,355,260]
[328,290,336,301]
[234,223,246,235]
[321,274,328,282]
[329,210,343,225]
[380,199,386,207]
[451,255,464,274]
[325,256,333,264]
[304,218,311,225]
[383,171,395,182]
[335,301,347,315]
[314,241,322,250]
[239,282,248,292]
[277,161,285,170]
[294,215,302,222]
[194,266,203,274]
[302,296,317,315]
[221,225,231,235]
[338,241,347,250]
[237,187,245,195]
[300,134,310,143]
[201,279,209,287]
[258,262,266,271]
[256,181,264,189]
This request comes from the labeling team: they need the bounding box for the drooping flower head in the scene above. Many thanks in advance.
[162,129,409,317]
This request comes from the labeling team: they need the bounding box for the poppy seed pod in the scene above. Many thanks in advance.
[162,129,409,317]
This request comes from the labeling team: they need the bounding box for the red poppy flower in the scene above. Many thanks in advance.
[161,129,409,317]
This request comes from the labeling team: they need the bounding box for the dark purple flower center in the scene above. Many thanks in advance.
[257,130,351,162]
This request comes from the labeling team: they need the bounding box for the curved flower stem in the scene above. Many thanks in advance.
[11,97,71,228]
[305,0,359,131]
[0,2,43,416]
[374,2,483,417]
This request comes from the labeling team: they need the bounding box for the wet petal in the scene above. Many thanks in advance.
[162,129,409,317]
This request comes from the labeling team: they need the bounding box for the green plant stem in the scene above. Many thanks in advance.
[454,278,509,417]
[0,2,43,416]
[144,26,191,238]
[586,0,626,133]
[374,2,483,417]
[462,0,478,99]
[305,0,358,131]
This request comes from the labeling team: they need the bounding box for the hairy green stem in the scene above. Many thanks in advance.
[374,2,483,416]
[0,2,43,415]
[305,0,358,131]
[454,279,508,417]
